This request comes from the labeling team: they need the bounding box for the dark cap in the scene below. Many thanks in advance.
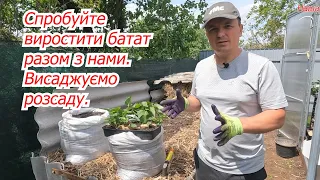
[201,2,240,28]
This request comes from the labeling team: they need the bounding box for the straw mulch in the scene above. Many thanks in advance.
[163,82,192,99]
[47,82,199,180]
[147,111,200,180]
[47,149,120,180]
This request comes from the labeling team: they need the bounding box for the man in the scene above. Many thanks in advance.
[160,2,288,180]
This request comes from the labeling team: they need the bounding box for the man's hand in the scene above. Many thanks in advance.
[211,104,243,146]
[160,89,189,119]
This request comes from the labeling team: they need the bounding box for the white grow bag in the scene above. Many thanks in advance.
[108,127,166,180]
[58,108,110,165]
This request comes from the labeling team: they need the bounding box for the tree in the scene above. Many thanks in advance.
[124,0,210,59]
[245,0,311,49]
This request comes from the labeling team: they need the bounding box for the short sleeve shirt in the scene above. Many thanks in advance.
[191,49,288,174]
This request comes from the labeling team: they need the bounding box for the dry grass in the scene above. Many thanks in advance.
[47,150,120,179]
[78,154,120,180]
[163,82,192,99]
[143,112,200,180]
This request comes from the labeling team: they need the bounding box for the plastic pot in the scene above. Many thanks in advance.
[103,125,162,140]
[275,136,298,158]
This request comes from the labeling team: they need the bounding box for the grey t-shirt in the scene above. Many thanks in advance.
[191,49,288,174]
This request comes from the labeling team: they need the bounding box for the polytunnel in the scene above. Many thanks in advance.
[278,1,320,179]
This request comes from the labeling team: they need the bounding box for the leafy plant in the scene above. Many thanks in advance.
[309,80,320,124]
[311,80,320,96]
[105,96,167,130]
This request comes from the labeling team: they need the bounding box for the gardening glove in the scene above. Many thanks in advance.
[160,89,189,119]
[211,104,243,146]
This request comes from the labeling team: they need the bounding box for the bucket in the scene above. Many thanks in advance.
[275,136,298,158]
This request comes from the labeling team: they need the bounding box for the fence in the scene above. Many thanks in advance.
[199,49,284,74]
[199,48,320,113]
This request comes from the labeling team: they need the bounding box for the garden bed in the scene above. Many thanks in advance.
[47,110,200,180]
[46,82,199,179]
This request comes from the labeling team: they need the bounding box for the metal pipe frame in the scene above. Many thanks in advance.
[305,1,320,180]
[307,81,320,180]
[299,11,320,150]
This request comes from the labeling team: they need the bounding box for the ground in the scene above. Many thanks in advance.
[264,131,306,180]
[48,110,307,180]
[161,111,307,180]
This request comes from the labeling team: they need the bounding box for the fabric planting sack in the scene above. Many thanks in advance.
[58,108,110,165]
[108,127,166,180]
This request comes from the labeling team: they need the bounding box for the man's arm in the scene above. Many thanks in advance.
[185,95,201,112]
[240,108,286,134]
[185,65,201,112]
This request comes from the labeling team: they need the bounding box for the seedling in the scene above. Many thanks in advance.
[105,96,167,130]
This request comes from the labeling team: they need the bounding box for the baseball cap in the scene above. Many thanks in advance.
[201,2,240,29]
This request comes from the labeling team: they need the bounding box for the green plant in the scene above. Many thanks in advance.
[105,96,167,130]
[309,80,320,129]
[311,80,320,96]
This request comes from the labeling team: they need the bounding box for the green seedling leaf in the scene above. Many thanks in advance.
[142,101,148,107]
[123,109,130,114]
[127,114,140,122]
[130,123,137,129]
[141,114,147,124]
[154,103,163,109]
[119,117,129,124]
[107,99,166,128]
[150,106,156,116]
[133,103,141,109]
[125,96,132,106]
[137,110,145,118]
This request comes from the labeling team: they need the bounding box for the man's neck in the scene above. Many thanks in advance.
[214,48,242,65]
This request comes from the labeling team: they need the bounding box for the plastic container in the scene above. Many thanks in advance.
[275,136,298,158]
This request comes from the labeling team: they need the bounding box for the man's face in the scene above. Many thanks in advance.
[205,17,243,53]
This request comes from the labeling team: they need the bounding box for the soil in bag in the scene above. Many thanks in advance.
[103,125,162,140]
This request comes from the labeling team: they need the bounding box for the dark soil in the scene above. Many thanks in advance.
[103,123,159,131]
[72,111,105,118]
[102,124,160,132]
